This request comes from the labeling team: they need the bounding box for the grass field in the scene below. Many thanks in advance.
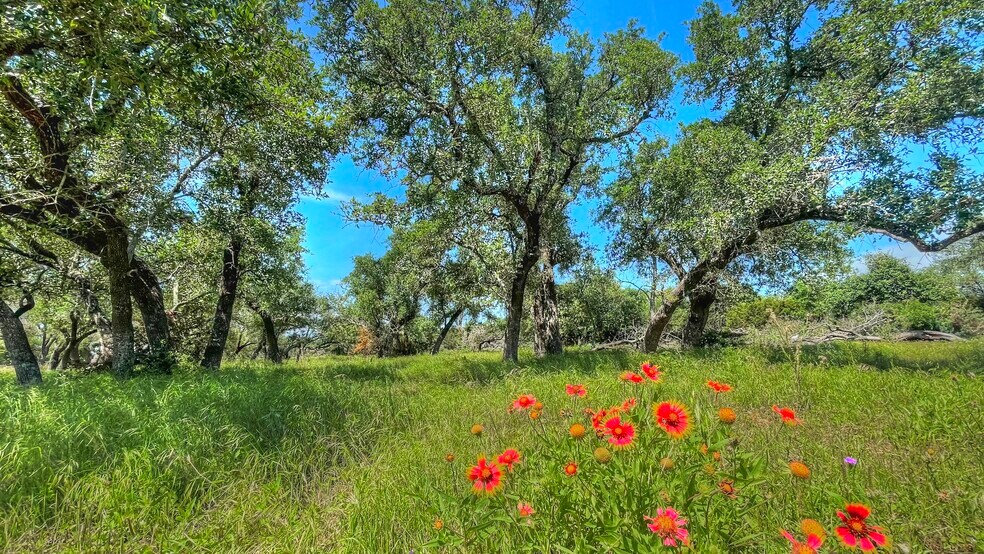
[1,341,982,553]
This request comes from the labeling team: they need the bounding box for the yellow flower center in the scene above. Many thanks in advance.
[667,412,678,422]
[481,468,491,479]
[613,426,624,436]
[654,515,675,534]
[850,521,864,533]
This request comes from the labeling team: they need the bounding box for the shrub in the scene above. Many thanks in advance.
[887,300,943,331]
[725,298,806,328]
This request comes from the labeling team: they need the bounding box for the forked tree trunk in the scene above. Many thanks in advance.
[201,238,242,369]
[531,248,562,357]
[682,283,717,347]
[102,228,136,378]
[432,306,464,355]
[0,296,42,385]
[76,276,113,365]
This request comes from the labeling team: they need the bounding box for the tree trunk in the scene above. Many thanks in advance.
[61,311,81,368]
[503,216,541,363]
[0,296,42,385]
[432,306,464,355]
[682,282,717,347]
[257,312,281,364]
[130,257,172,368]
[531,247,563,357]
[201,238,243,369]
[643,280,686,353]
[102,228,136,378]
[75,275,113,365]
[250,334,266,360]
[48,339,66,371]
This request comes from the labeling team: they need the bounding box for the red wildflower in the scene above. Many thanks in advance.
[782,529,823,554]
[641,361,662,382]
[563,461,578,476]
[620,371,644,384]
[467,457,503,495]
[512,394,537,411]
[622,397,637,411]
[603,416,636,449]
[565,384,587,397]
[517,502,534,517]
[497,448,521,472]
[835,504,888,551]
[645,507,690,547]
[772,405,801,425]
[653,401,692,439]
[707,380,732,393]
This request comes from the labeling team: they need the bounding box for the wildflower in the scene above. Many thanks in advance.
[707,380,732,393]
[644,507,690,547]
[497,449,521,472]
[800,519,826,540]
[718,479,737,498]
[641,362,662,382]
[470,424,484,436]
[593,447,612,464]
[782,529,823,554]
[533,401,544,411]
[835,503,888,551]
[699,443,709,455]
[565,384,587,397]
[772,405,801,425]
[433,518,443,530]
[789,461,811,480]
[622,397,637,411]
[620,371,644,384]
[569,423,586,439]
[564,461,578,476]
[512,394,537,411]
[529,410,541,420]
[703,463,717,475]
[660,457,674,470]
[604,416,636,449]
[444,453,454,463]
[718,407,737,424]
[712,451,722,462]
[653,401,691,439]
[844,456,858,466]
[467,457,503,495]
[517,502,534,517]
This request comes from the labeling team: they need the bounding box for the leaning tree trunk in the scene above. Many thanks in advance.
[682,282,717,348]
[643,279,687,353]
[61,311,82,368]
[531,248,563,357]
[201,238,243,369]
[502,217,541,363]
[432,306,464,355]
[130,257,172,368]
[0,296,42,385]
[101,228,136,378]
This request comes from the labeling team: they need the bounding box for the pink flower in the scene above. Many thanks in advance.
[641,362,662,382]
[603,416,636,449]
[645,507,689,547]
[517,502,534,517]
[620,371,644,384]
[782,529,823,554]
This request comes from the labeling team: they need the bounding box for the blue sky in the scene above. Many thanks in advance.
[296,0,928,293]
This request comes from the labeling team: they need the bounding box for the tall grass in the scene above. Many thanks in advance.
[1,341,981,552]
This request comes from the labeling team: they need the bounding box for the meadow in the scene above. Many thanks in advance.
[1,342,982,553]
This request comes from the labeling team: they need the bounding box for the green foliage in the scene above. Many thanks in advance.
[557,265,648,345]
[887,300,944,332]
[725,297,807,329]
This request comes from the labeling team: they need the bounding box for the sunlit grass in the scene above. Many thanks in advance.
[1,341,981,552]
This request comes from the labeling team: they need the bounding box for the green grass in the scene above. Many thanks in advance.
[1,341,982,552]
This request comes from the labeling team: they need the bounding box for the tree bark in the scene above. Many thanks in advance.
[48,339,66,371]
[101,228,136,378]
[432,306,464,355]
[531,247,563,357]
[503,216,541,362]
[260,312,281,363]
[0,295,42,385]
[201,238,243,369]
[643,280,686,352]
[682,282,717,347]
[130,257,172,367]
[250,334,266,360]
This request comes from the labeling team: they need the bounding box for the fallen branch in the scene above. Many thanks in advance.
[792,330,884,345]
[591,337,641,351]
[894,330,963,342]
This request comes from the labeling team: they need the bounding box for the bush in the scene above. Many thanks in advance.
[887,300,943,331]
[725,298,806,328]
